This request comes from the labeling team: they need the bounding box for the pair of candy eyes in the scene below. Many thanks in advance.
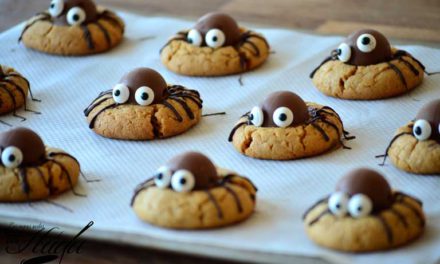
[0,146,24,169]
[112,84,155,106]
[154,167,196,193]
[49,0,87,26]
[336,33,377,62]
[249,106,294,128]
[413,119,439,141]
[187,29,226,48]
[328,192,374,218]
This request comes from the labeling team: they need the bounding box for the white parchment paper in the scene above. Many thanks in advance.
[0,11,439,264]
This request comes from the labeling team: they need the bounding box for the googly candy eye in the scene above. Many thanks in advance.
[356,33,377,53]
[154,166,172,189]
[328,192,349,217]
[171,170,195,193]
[249,106,264,127]
[112,84,130,104]
[348,194,373,218]
[49,0,64,17]
[205,29,226,48]
[413,119,432,141]
[1,146,23,169]
[66,7,87,26]
[187,29,203,47]
[337,43,351,62]
[135,86,155,106]
[272,107,294,128]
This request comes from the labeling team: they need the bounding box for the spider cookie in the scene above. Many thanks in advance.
[131,152,257,229]
[19,0,124,56]
[311,29,426,100]
[228,91,353,160]
[0,65,40,125]
[0,127,81,202]
[378,99,440,174]
[84,68,202,140]
[303,168,425,252]
[160,12,270,76]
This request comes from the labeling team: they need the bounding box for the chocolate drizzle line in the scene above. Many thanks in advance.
[0,84,26,121]
[95,21,112,47]
[390,208,408,227]
[377,214,393,244]
[81,25,95,50]
[376,131,413,166]
[205,190,224,219]
[1,78,41,114]
[19,12,51,42]
[308,208,330,226]
[302,196,329,220]
[49,152,100,183]
[223,185,243,213]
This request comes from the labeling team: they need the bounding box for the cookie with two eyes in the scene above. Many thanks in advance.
[19,0,124,56]
[303,168,425,252]
[131,152,257,229]
[378,99,440,174]
[0,127,81,202]
[84,67,203,140]
[311,29,425,100]
[228,91,353,160]
[160,12,270,76]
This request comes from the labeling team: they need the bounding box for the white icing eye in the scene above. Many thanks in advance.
[205,29,226,48]
[328,192,349,217]
[171,170,195,193]
[348,194,373,218]
[154,166,172,189]
[48,0,64,17]
[66,7,86,26]
[1,146,23,169]
[413,119,432,141]
[135,86,155,106]
[337,43,351,62]
[272,107,294,128]
[249,106,264,127]
[187,29,203,47]
[356,33,376,53]
[112,83,130,104]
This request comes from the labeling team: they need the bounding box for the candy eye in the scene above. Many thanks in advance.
[66,7,86,26]
[135,86,155,106]
[348,194,373,218]
[171,170,195,193]
[48,0,64,17]
[112,83,130,104]
[272,107,294,128]
[205,29,226,48]
[154,166,172,189]
[413,119,432,141]
[328,192,349,217]
[249,106,264,127]
[356,33,376,53]
[187,29,203,47]
[1,146,23,169]
[337,43,351,62]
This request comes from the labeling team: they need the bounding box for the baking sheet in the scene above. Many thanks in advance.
[0,11,440,264]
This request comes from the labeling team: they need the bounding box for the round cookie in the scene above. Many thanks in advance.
[0,127,81,202]
[131,152,257,229]
[84,68,203,140]
[379,99,440,174]
[311,29,425,100]
[20,0,124,56]
[228,91,353,160]
[160,12,270,76]
[303,168,425,252]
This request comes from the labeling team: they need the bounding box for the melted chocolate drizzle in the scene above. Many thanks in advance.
[376,131,413,165]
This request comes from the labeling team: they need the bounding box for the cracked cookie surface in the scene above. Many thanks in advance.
[0,65,30,115]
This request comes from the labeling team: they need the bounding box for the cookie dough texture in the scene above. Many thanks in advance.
[230,103,343,160]
[161,29,269,76]
[87,94,202,140]
[388,122,440,174]
[304,194,425,252]
[0,65,29,115]
[21,11,124,56]
[312,49,424,100]
[132,173,257,229]
[0,147,80,202]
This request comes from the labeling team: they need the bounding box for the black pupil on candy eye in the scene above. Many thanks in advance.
[114,90,121,96]
[187,38,193,44]
[361,37,370,45]
[337,49,342,55]
[9,155,15,162]
[415,126,422,135]
[73,14,80,21]
[141,93,149,100]
[180,178,186,185]
[212,36,218,42]
[279,113,287,121]
[335,204,341,209]
[157,173,163,180]
[249,114,254,120]
[357,206,363,212]
[50,3,55,8]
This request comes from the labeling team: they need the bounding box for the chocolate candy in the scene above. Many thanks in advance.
[413,99,440,142]
[0,127,46,167]
[337,29,392,66]
[192,12,241,47]
[50,0,98,26]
